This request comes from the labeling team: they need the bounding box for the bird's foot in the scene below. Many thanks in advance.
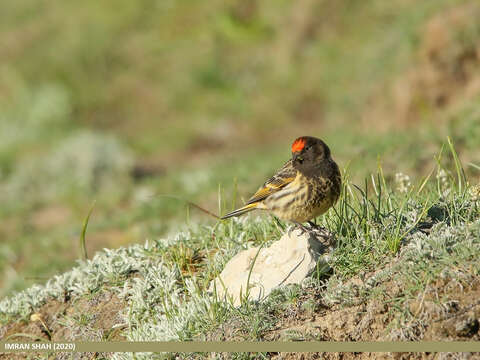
[291,221,313,236]
[307,221,326,231]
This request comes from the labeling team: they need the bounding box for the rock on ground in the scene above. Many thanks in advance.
[210,227,336,306]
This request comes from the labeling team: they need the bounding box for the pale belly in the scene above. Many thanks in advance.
[270,197,334,223]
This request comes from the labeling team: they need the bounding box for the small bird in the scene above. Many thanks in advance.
[221,136,341,229]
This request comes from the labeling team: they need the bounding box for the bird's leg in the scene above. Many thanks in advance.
[292,221,311,235]
[307,220,325,231]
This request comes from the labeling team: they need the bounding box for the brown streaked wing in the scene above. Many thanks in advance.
[246,159,297,204]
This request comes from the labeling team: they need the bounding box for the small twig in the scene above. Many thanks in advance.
[434,300,480,323]
[30,313,52,340]
[155,194,220,219]
[187,200,220,219]
[277,253,306,287]
[468,162,480,171]
[414,286,428,318]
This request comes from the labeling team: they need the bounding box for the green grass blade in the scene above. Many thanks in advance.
[447,136,466,194]
[79,201,96,261]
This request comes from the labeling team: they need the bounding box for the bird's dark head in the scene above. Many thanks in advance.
[291,136,331,171]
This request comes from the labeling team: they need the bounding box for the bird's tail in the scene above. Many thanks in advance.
[221,203,258,219]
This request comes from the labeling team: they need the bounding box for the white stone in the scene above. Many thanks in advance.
[210,227,336,306]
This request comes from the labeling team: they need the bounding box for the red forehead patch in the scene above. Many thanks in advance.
[291,138,306,152]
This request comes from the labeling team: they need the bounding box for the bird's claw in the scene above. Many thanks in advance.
[291,222,312,236]
[307,221,326,232]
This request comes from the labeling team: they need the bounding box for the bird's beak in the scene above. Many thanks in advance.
[293,152,303,163]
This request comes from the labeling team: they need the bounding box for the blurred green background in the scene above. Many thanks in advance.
[1,0,479,298]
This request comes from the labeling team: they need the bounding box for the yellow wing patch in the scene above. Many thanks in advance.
[246,175,296,204]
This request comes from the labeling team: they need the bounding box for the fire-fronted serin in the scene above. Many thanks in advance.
[221,136,341,227]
